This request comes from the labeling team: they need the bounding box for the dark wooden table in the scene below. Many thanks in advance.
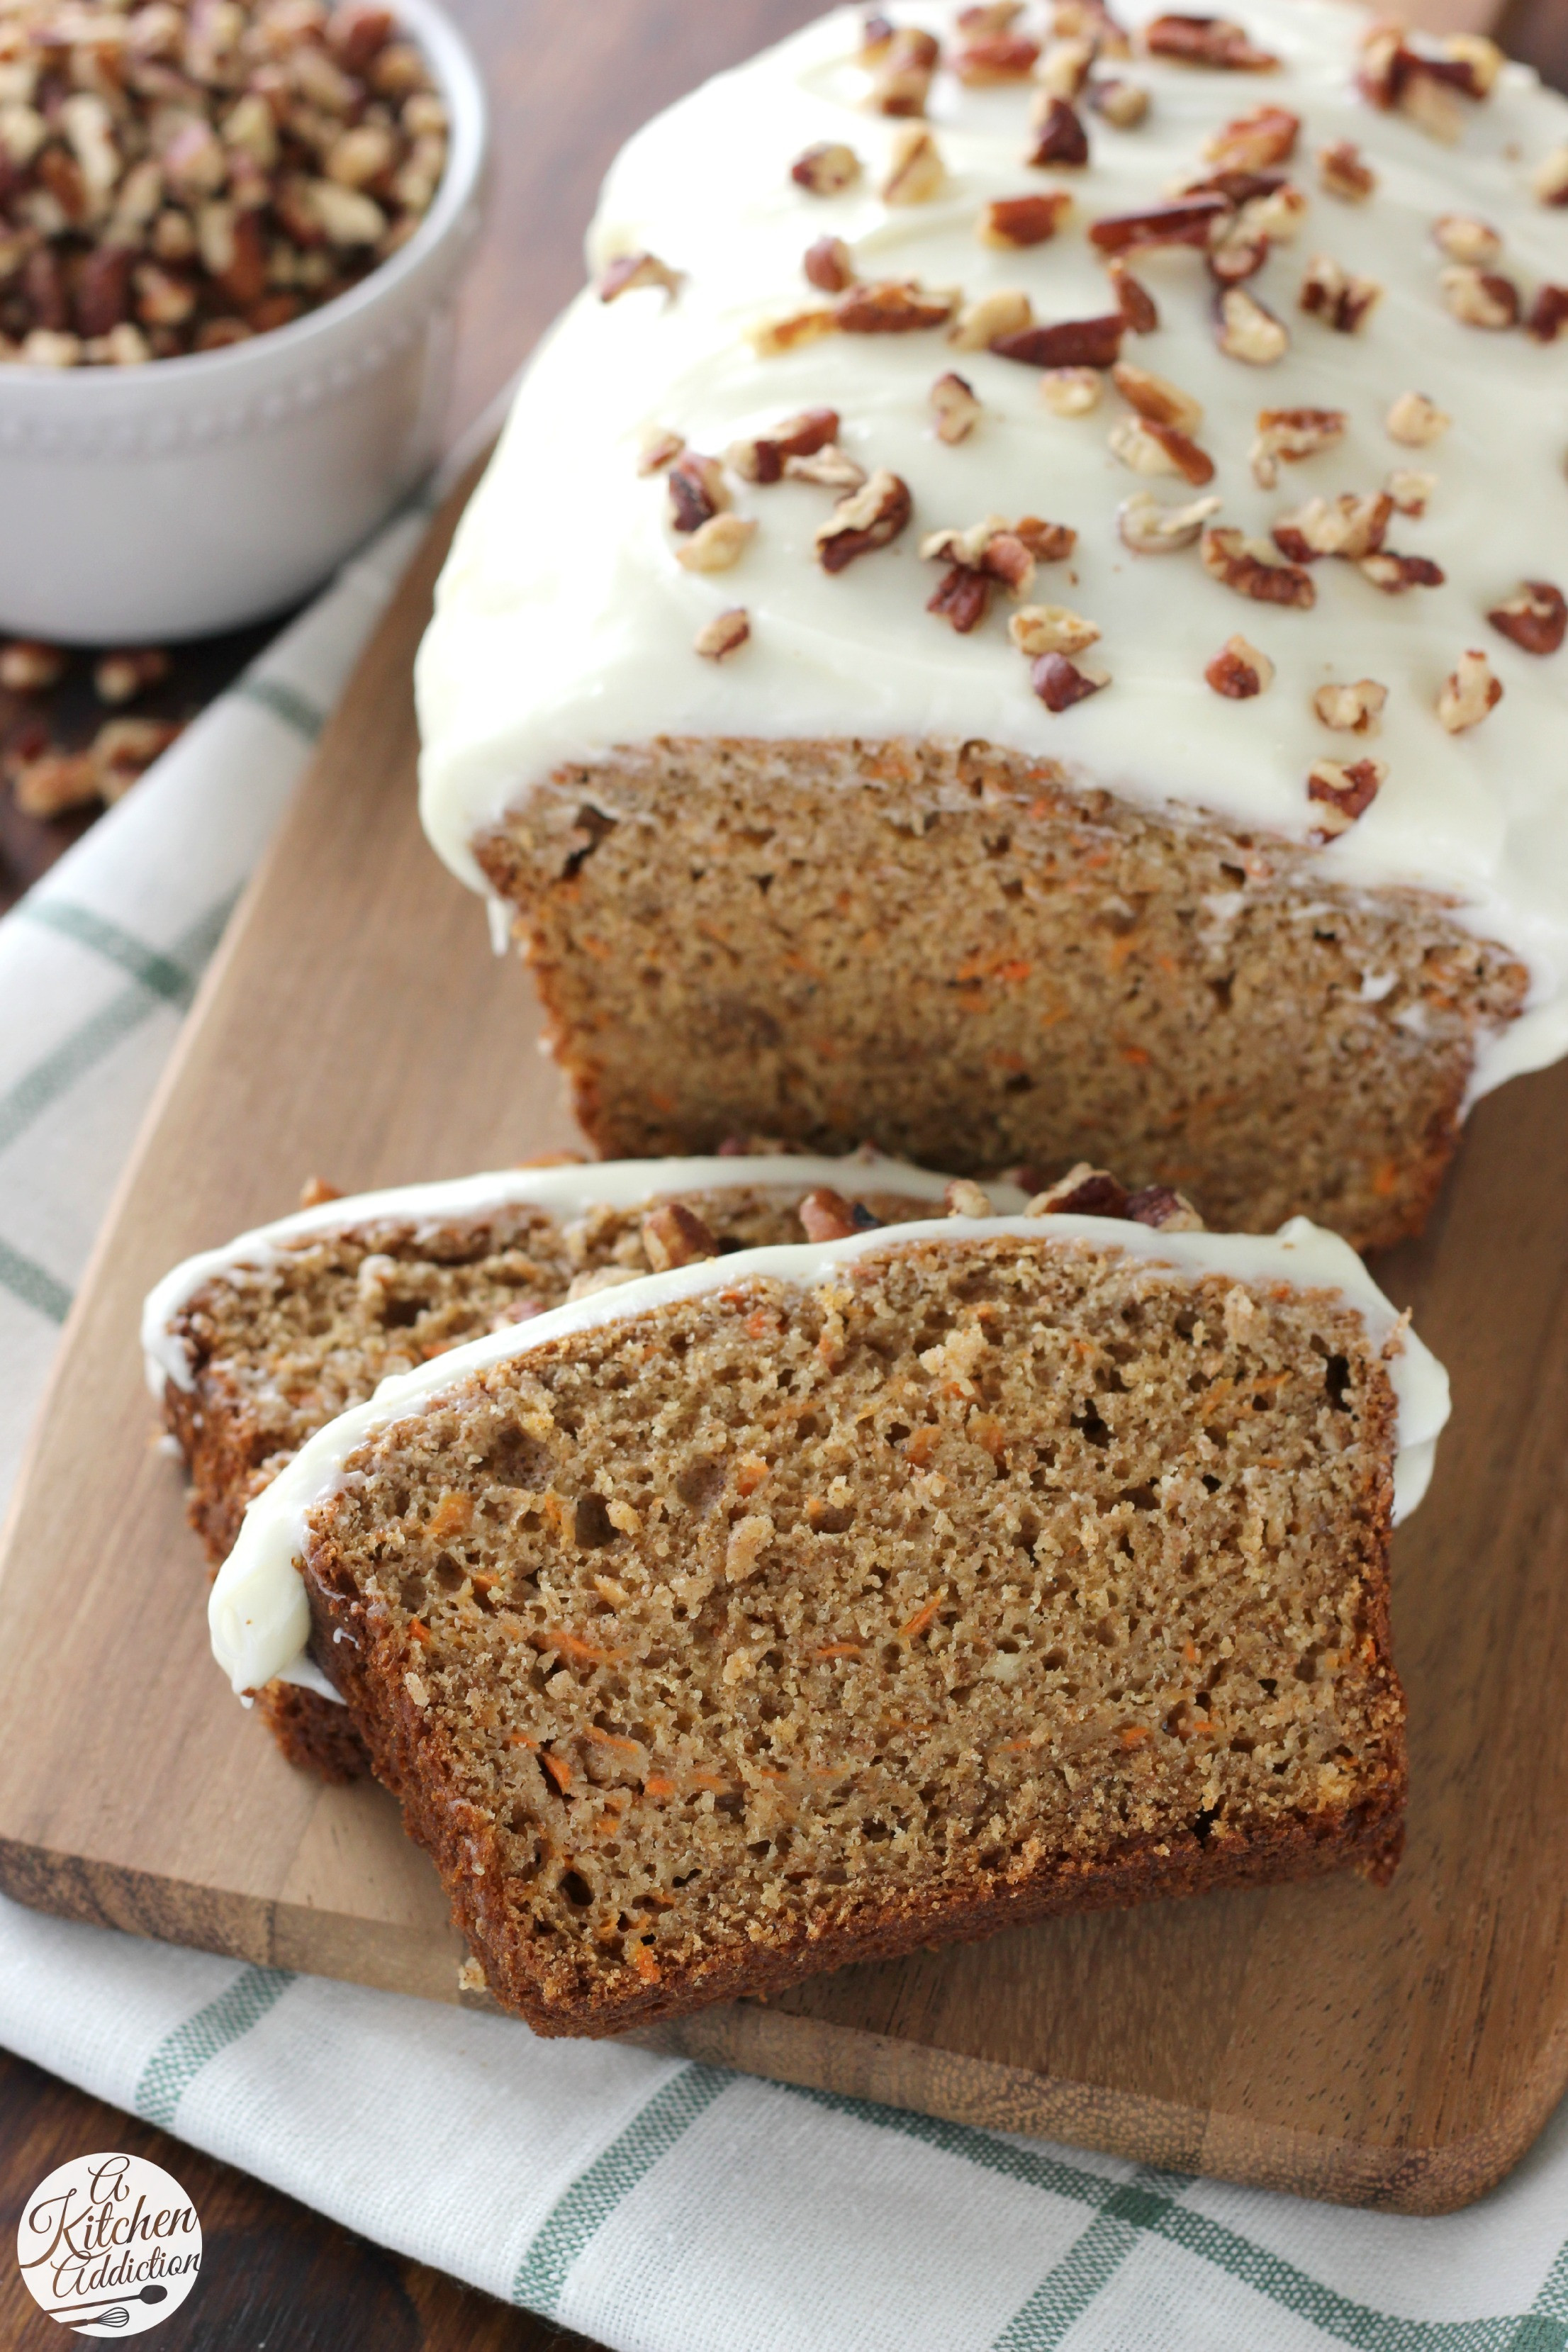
[3,1,1565,2344]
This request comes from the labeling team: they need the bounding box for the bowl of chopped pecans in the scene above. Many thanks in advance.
[0,0,486,641]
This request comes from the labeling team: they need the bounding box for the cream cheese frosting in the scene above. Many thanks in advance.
[208,1209,1450,1700]
[415,0,1568,1107]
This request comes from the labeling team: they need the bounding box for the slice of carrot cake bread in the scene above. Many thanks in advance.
[415,0,1568,1248]
[208,1183,1447,2034]
[145,1153,1017,1776]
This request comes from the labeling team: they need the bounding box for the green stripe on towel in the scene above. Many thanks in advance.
[133,1964,295,2131]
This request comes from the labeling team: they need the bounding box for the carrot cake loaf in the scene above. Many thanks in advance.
[415,0,1568,1250]
[145,1152,1014,1775]
[208,1182,1447,2034]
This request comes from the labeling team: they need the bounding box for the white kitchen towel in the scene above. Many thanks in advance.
[1,484,1566,2350]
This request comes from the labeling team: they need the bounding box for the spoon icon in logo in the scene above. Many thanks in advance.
[45,2283,169,2330]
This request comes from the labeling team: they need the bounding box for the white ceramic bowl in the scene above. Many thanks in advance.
[0,0,486,643]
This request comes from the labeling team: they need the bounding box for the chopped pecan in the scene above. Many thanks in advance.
[859,13,897,61]
[1433,213,1501,264]
[1359,26,1501,140]
[992,313,1124,367]
[1117,490,1223,551]
[1040,366,1103,413]
[1203,105,1299,169]
[944,1178,995,1217]
[1385,390,1450,447]
[1090,191,1231,251]
[1108,257,1158,331]
[598,251,683,304]
[1014,517,1078,562]
[1527,286,1568,344]
[927,566,993,632]
[1036,34,1097,97]
[784,445,868,489]
[1299,255,1382,332]
[1028,95,1090,167]
[1318,140,1376,201]
[1026,1163,1129,1216]
[1437,650,1503,733]
[1313,677,1387,734]
[958,1,1024,30]
[637,425,685,476]
[1054,0,1131,51]
[1202,526,1314,606]
[1129,1185,1204,1229]
[868,26,940,114]
[749,307,839,357]
[1109,414,1214,484]
[1385,469,1434,517]
[814,469,912,571]
[804,236,856,293]
[949,287,1034,349]
[1307,757,1385,839]
[955,33,1039,81]
[94,648,169,705]
[1111,360,1202,431]
[0,639,65,693]
[792,141,863,194]
[642,1203,720,1267]
[1031,651,1109,710]
[1205,228,1268,284]
[1088,77,1150,127]
[692,607,751,662]
[930,371,982,443]
[882,125,946,204]
[1214,284,1288,362]
[799,1185,881,1240]
[1205,634,1273,696]
[1439,264,1519,330]
[1249,405,1346,489]
[1488,581,1567,656]
[13,751,99,817]
[1144,13,1278,69]
[923,515,1063,596]
[667,454,732,533]
[1358,551,1445,593]
[1011,606,1101,661]
[1533,147,1568,207]
[979,193,1073,247]
[727,409,840,484]
[836,279,955,332]
[1272,491,1391,563]
[675,515,756,573]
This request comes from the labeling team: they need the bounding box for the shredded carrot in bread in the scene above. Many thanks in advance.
[542,1752,572,1793]
[642,1774,676,1798]
[813,1642,862,1661]
[898,1589,947,1642]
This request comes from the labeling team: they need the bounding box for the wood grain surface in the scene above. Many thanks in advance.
[4,0,1566,2329]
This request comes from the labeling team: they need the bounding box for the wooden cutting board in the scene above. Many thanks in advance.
[2,474,1566,2219]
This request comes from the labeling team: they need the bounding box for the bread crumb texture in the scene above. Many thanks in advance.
[303,1233,1406,2033]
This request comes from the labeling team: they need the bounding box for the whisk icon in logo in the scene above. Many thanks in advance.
[16,2153,201,2336]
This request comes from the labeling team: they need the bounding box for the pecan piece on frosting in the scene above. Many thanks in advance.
[784,445,868,490]
[991,312,1124,368]
[1313,678,1388,734]
[1090,192,1231,252]
[1249,404,1345,488]
[1533,147,1568,207]
[804,235,856,293]
[930,371,982,443]
[1433,213,1501,264]
[814,468,912,571]
[1202,105,1299,169]
[1488,581,1567,656]
[1031,651,1109,710]
[1357,551,1445,593]
[642,1203,721,1267]
[955,31,1040,81]
[1359,23,1502,141]
[666,453,732,533]
[927,565,993,632]
[1437,650,1503,732]
[1010,604,1100,656]
[867,26,940,116]
[792,141,863,194]
[1386,469,1435,517]
[1385,390,1450,447]
[1299,254,1382,332]
[1205,634,1273,696]
[1201,526,1315,607]
[1027,95,1090,167]
[637,426,685,476]
[1214,284,1289,362]
[1026,1163,1128,1216]
[1307,757,1385,839]
[1144,13,1279,69]
[948,287,1035,349]
[727,408,839,483]
[1108,415,1214,485]
[692,608,750,662]
[1526,286,1568,344]
[1035,35,1097,98]
[957,1,1024,29]
[979,192,1073,247]
[1117,491,1222,552]
[598,251,683,304]
[923,515,1071,605]
[881,125,946,204]
[835,279,956,332]
[1041,366,1102,414]
[1318,140,1376,201]
[1088,77,1150,127]
[1107,257,1158,332]
[1438,263,1520,330]
[1271,491,1391,564]
[674,515,756,573]
[749,306,839,357]
[798,1186,881,1241]
[1111,360,1202,432]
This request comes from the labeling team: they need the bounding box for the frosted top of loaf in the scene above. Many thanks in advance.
[208,1208,1450,1698]
[415,0,1568,1105]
